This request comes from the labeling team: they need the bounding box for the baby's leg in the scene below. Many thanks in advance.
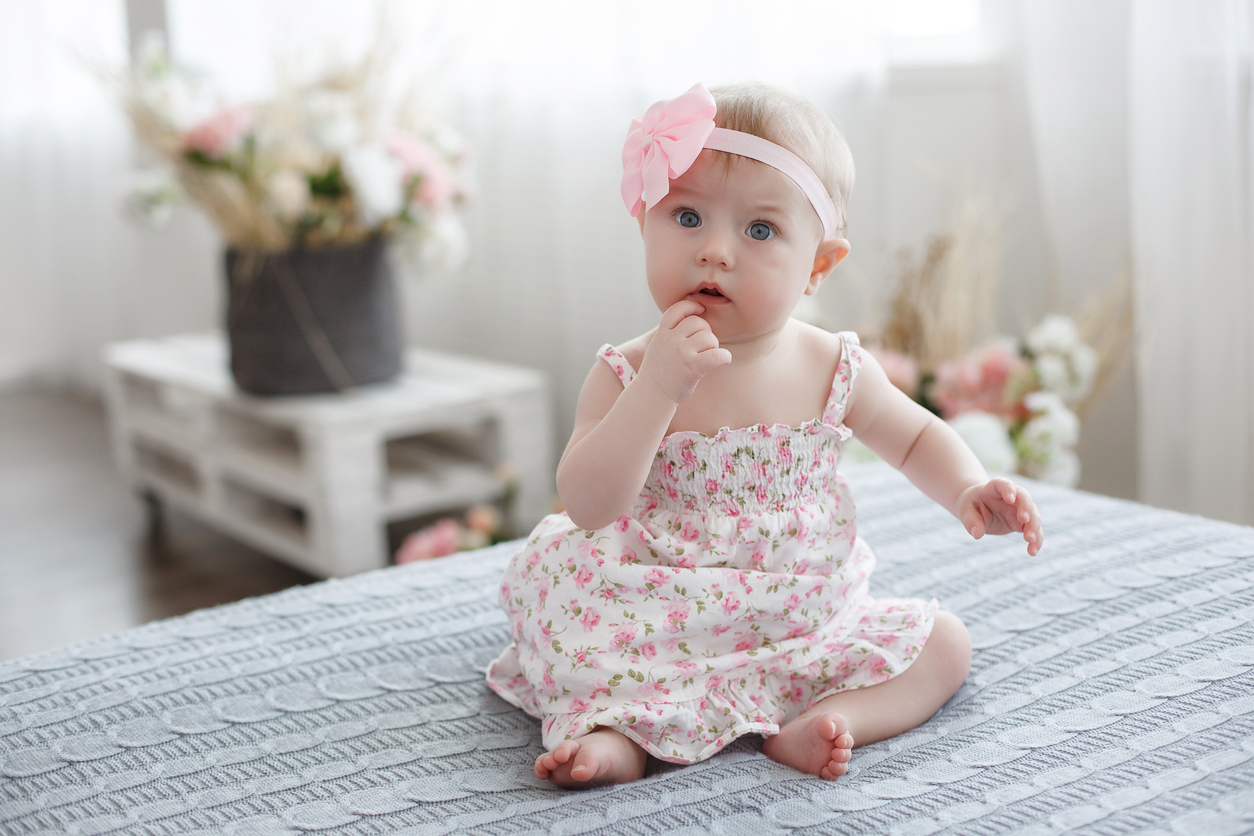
[534,726,648,789]
[762,610,972,780]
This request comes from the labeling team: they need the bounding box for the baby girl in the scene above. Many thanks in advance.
[486,82,1043,788]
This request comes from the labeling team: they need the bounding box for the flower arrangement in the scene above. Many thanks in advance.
[863,193,1133,487]
[394,504,506,564]
[115,33,470,268]
[875,315,1095,485]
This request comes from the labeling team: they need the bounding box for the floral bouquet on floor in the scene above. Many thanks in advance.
[875,315,1095,486]
[115,31,471,267]
[861,193,1132,487]
[394,504,507,564]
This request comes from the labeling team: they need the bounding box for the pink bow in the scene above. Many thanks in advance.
[621,83,716,217]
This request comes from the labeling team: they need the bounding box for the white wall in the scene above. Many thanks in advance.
[0,0,1139,501]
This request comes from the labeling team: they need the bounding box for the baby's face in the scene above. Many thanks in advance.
[641,151,829,345]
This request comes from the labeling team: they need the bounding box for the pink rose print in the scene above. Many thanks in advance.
[613,624,637,649]
[619,546,638,565]
[640,642,657,660]
[737,516,754,532]
[681,444,698,468]
[705,478,720,496]
[577,539,598,560]
[569,698,592,712]
[580,607,601,631]
[675,553,695,569]
[680,521,700,542]
[574,565,594,589]
[785,593,801,611]
[638,681,670,698]
[644,567,672,586]
[615,516,631,533]
[526,550,542,568]
[735,636,757,652]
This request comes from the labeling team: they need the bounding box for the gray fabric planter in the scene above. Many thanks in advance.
[224,237,402,395]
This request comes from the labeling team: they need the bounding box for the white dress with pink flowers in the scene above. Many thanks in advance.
[485,332,937,764]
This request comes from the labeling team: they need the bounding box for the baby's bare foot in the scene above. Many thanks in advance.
[534,728,647,789]
[761,711,854,781]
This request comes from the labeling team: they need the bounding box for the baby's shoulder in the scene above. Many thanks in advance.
[792,321,846,380]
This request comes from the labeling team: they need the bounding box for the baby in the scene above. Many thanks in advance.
[486,82,1043,788]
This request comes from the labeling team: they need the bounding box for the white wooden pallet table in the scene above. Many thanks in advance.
[101,333,552,578]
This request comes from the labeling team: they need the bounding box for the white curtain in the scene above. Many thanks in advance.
[0,1,133,388]
[1018,0,1139,500]
[1129,0,1254,525]
[164,0,893,441]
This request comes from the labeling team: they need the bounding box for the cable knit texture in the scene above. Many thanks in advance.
[1,465,1253,834]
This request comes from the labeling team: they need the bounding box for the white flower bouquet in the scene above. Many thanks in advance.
[116,34,470,268]
[865,194,1132,487]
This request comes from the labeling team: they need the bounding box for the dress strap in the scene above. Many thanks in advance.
[821,331,863,428]
[597,344,637,387]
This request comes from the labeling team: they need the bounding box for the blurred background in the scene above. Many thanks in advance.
[2,0,1251,659]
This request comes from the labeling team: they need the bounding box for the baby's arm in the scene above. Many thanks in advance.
[844,350,1044,555]
[556,299,731,530]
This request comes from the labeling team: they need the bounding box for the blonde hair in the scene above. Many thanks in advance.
[708,82,854,233]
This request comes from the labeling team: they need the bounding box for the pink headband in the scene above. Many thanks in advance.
[621,83,840,239]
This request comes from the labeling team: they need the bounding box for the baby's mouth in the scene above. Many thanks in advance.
[696,286,725,298]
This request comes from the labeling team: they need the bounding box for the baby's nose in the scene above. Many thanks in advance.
[696,231,734,268]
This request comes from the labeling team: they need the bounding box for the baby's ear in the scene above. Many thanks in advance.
[806,238,850,292]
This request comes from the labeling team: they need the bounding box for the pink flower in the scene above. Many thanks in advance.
[735,636,757,651]
[931,339,1031,420]
[721,594,741,615]
[580,607,601,631]
[640,642,657,660]
[644,568,672,586]
[705,478,720,495]
[385,132,458,212]
[574,565,595,589]
[394,518,461,563]
[569,698,591,712]
[182,105,254,159]
[876,349,920,398]
[614,516,631,533]
[613,625,637,648]
[680,521,700,542]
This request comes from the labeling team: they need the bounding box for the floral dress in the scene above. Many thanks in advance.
[486,332,937,764]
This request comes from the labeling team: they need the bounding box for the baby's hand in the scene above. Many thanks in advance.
[638,299,733,405]
[957,477,1044,556]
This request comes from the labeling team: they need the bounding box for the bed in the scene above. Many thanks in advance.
[2,462,1252,835]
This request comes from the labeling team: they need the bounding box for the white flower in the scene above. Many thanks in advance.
[303,90,360,152]
[266,170,310,222]
[342,144,404,228]
[1017,391,1081,486]
[1027,314,1098,404]
[1027,315,1081,356]
[120,167,183,228]
[947,411,1018,475]
[397,210,470,272]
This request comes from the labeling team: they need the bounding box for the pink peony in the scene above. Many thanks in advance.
[394,518,461,563]
[385,132,458,212]
[930,339,1030,420]
[182,105,254,159]
[876,349,920,398]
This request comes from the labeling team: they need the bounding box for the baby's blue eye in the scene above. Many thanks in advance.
[677,210,701,228]
[747,222,774,241]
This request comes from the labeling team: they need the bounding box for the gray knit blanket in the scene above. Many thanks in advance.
[2,463,1253,835]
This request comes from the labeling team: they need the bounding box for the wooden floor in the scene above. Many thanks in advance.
[0,389,317,663]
